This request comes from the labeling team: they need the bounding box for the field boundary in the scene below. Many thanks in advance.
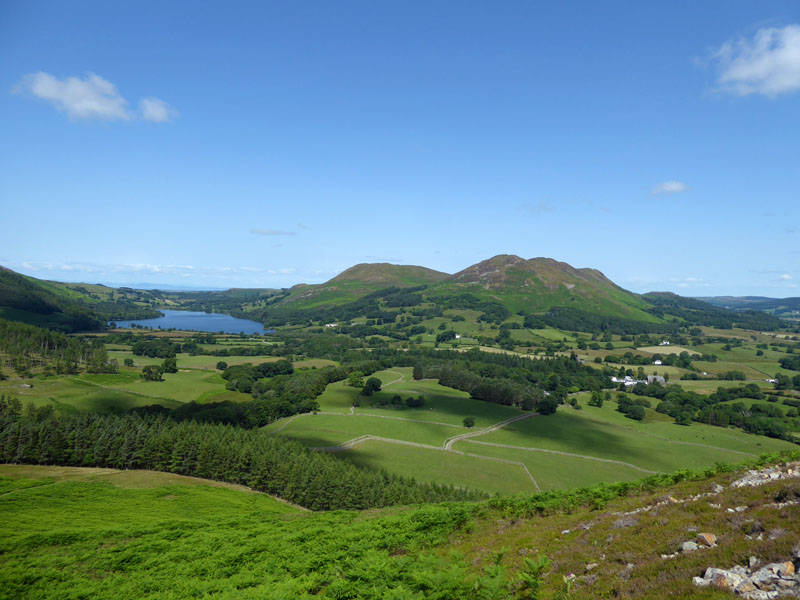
[313,435,540,491]
[459,439,658,474]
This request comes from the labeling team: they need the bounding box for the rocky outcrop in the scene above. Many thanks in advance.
[693,551,800,598]
[731,463,800,488]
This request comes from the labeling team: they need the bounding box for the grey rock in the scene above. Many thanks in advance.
[682,541,699,553]
[612,516,638,529]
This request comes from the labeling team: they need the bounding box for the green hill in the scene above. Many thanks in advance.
[279,263,450,309]
[431,254,657,321]
[269,255,655,321]
[0,266,159,331]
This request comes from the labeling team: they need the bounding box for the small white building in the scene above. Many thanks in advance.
[653,359,662,365]
[659,340,670,346]
[324,323,338,328]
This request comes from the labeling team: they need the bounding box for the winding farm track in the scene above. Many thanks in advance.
[460,439,658,474]
[312,434,541,492]
[380,370,406,387]
[443,413,536,450]
[266,370,763,492]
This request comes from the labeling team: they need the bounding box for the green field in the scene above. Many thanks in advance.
[0,374,184,413]
[478,403,794,472]
[264,412,460,447]
[338,439,535,495]
[1,365,225,412]
[452,440,648,491]
[316,368,520,427]
[266,369,798,493]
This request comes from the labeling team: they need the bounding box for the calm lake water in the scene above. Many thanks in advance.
[112,310,272,335]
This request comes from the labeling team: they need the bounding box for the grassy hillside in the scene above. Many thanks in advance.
[3,456,799,599]
[278,263,450,309]
[432,255,657,320]
[0,266,160,331]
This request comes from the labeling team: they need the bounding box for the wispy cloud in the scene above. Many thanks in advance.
[7,260,296,280]
[652,181,688,195]
[677,277,710,288]
[297,223,310,230]
[623,275,710,289]
[139,97,178,123]
[781,273,793,280]
[710,24,800,97]
[12,71,177,122]
[518,201,555,215]
[250,228,296,236]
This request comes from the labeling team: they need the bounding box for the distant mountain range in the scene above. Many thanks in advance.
[0,257,790,332]
[697,295,800,319]
[249,255,784,331]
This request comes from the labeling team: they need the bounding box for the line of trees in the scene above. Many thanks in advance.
[0,402,484,510]
[0,318,117,376]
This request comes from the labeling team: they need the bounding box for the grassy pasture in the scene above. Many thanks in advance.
[108,350,283,370]
[87,369,226,404]
[453,440,647,491]
[264,413,460,447]
[337,440,535,495]
[0,368,225,412]
[477,403,794,473]
[578,400,793,454]
[527,327,572,341]
[635,345,695,355]
[315,368,519,427]
[0,375,183,413]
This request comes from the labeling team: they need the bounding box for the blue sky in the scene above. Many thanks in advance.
[1,1,799,295]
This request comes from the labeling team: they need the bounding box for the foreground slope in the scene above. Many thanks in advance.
[2,456,799,599]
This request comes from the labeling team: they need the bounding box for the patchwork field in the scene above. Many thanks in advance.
[266,370,797,493]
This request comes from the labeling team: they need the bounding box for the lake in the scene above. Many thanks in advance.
[112,310,272,335]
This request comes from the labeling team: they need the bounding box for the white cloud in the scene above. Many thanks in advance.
[250,228,296,236]
[652,181,688,195]
[13,72,129,120]
[676,277,709,288]
[139,97,177,122]
[781,274,793,280]
[12,71,176,122]
[711,24,800,97]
